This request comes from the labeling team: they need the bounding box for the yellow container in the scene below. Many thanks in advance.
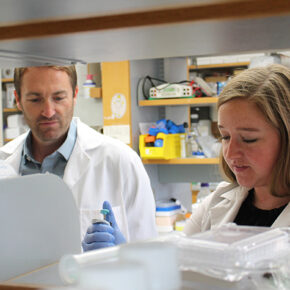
[139,133,182,159]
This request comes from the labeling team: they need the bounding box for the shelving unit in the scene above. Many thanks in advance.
[0,77,23,145]
[187,59,250,87]
[142,158,219,164]
[139,97,218,107]
[3,108,19,113]
[4,138,13,143]
[2,78,14,83]
[187,61,250,70]
[90,87,102,98]
[138,85,220,167]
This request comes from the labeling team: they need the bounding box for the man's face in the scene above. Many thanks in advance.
[15,67,78,147]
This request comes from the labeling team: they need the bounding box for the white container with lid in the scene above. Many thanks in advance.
[83,74,96,98]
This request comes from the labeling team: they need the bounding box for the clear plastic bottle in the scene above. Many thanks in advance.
[180,134,186,158]
[187,133,199,157]
[196,183,211,203]
[188,114,205,157]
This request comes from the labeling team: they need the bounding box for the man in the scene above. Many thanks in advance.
[0,65,157,251]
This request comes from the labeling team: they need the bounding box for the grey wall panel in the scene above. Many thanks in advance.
[158,164,222,183]
[130,59,162,152]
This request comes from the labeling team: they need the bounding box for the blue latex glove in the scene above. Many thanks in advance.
[82,201,126,252]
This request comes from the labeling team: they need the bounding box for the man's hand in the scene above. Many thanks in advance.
[82,201,126,251]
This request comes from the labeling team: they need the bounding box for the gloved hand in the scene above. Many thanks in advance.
[82,201,126,252]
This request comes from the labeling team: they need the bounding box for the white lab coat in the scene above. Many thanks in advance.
[0,118,157,242]
[183,181,290,235]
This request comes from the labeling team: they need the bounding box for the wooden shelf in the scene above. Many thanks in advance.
[142,157,219,164]
[139,97,218,106]
[3,108,20,113]
[1,78,13,83]
[188,62,249,70]
[4,138,13,142]
[90,87,102,98]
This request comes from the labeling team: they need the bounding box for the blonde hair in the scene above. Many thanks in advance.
[217,64,290,196]
[14,65,77,98]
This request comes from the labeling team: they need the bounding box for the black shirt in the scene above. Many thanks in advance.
[234,189,287,227]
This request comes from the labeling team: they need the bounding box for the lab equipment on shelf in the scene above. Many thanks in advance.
[155,199,186,233]
[139,119,185,160]
[149,83,193,99]
[139,132,182,159]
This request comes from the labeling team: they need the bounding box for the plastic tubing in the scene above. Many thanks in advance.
[58,246,120,284]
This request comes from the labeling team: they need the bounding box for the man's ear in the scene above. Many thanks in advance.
[14,90,23,111]
[73,86,78,105]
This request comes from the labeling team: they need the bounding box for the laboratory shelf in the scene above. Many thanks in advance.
[139,97,218,107]
[4,138,13,143]
[3,108,20,113]
[1,78,14,83]
[142,157,219,165]
[188,62,250,70]
[90,87,102,98]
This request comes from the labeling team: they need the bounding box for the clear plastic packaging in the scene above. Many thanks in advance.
[159,224,290,288]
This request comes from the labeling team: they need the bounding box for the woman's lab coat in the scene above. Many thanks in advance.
[0,118,157,241]
[183,182,290,235]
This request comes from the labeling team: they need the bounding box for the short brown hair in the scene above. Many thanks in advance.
[217,64,290,196]
[14,65,77,98]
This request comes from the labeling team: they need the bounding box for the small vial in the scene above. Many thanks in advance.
[92,209,110,225]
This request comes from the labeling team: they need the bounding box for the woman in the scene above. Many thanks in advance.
[183,64,290,235]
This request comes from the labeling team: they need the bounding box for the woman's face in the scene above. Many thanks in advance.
[218,99,281,190]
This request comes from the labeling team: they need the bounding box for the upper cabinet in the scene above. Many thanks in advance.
[0,0,289,67]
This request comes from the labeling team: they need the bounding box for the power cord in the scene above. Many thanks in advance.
[139,76,192,100]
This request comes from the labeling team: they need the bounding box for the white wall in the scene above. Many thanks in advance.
[73,63,103,127]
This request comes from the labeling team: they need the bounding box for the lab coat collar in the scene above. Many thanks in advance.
[209,183,250,229]
[272,202,290,227]
[63,138,90,190]
[73,117,103,150]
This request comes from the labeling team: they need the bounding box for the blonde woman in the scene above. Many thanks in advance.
[184,64,290,235]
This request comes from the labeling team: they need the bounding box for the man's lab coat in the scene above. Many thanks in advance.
[0,118,157,241]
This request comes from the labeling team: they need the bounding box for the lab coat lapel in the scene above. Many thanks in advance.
[63,118,99,190]
[209,186,249,229]
[63,141,90,190]
[272,203,290,227]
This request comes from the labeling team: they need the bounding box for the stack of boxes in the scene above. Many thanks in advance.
[155,200,185,233]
